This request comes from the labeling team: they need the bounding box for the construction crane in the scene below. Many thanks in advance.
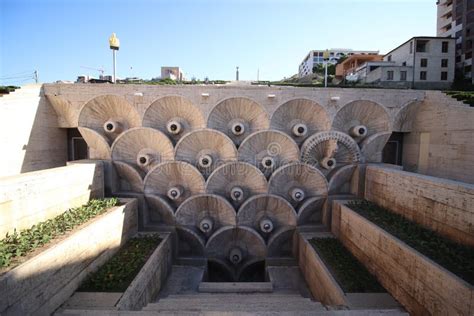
[80,66,105,76]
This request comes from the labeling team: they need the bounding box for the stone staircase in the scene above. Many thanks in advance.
[428,90,471,107]
[143,293,326,313]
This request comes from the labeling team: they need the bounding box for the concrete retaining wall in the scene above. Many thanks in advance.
[0,84,67,177]
[0,162,104,239]
[332,200,473,315]
[365,165,474,246]
[400,91,474,184]
[42,84,424,128]
[0,198,138,315]
[116,233,173,310]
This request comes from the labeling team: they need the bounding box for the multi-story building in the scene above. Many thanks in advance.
[161,67,185,81]
[335,54,384,79]
[298,49,379,78]
[437,0,474,82]
[356,37,456,89]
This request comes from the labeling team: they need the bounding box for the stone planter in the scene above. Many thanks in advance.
[0,198,138,316]
[297,231,346,306]
[115,232,173,310]
[332,200,474,315]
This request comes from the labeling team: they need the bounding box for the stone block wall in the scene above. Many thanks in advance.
[401,91,474,184]
[365,165,474,246]
[0,162,104,238]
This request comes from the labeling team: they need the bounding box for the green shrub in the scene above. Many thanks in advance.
[310,238,385,293]
[78,234,161,292]
[348,200,474,284]
[0,198,118,268]
[446,91,474,106]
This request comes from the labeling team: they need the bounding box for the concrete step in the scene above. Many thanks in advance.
[145,293,325,312]
[165,293,303,299]
[144,301,325,312]
[198,282,273,293]
[57,308,408,315]
[162,293,307,300]
[345,293,403,310]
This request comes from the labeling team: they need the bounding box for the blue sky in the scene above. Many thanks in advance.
[0,0,436,84]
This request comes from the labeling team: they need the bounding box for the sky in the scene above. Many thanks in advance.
[0,0,437,84]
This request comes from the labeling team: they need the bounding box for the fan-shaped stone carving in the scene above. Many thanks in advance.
[297,196,325,225]
[237,194,297,239]
[206,162,268,209]
[206,226,267,266]
[327,164,357,195]
[143,161,206,208]
[270,99,330,145]
[238,130,300,178]
[267,227,295,257]
[175,129,238,178]
[301,131,361,176]
[207,97,269,146]
[142,96,205,144]
[393,101,421,132]
[332,100,391,143]
[113,161,143,192]
[145,194,175,225]
[78,127,111,159]
[268,162,328,208]
[45,94,76,127]
[111,127,174,175]
[175,194,236,238]
[360,132,392,163]
[176,226,205,257]
[78,94,141,144]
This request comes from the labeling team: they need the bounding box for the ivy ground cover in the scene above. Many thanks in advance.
[310,237,385,293]
[78,234,162,292]
[348,200,474,285]
[0,198,118,269]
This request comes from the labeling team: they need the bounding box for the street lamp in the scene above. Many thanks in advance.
[323,49,330,88]
[109,33,120,83]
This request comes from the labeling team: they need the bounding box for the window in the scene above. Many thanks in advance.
[420,71,427,80]
[456,55,462,63]
[409,41,413,54]
[466,40,473,50]
[442,41,449,53]
[416,40,428,52]
[402,62,407,66]
[387,55,392,62]
[466,52,473,59]
[400,71,407,81]
[441,59,448,68]
[387,71,394,81]
[441,72,448,81]
[420,59,428,67]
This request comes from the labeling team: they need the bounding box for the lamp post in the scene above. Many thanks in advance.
[109,33,120,83]
[323,49,330,88]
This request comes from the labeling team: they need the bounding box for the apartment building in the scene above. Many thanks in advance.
[335,54,383,79]
[298,49,379,78]
[437,0,474,82]
[356,37,455,89]
[161,67,185,81]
